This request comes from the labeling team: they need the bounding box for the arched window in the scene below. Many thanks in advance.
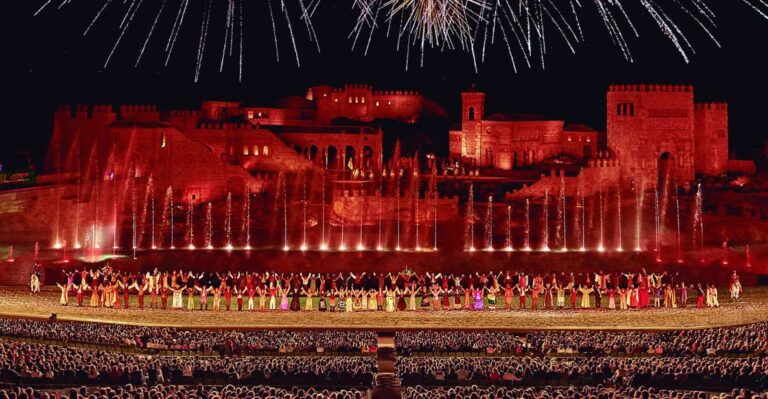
[468,107,475,121]
[263,146,269,156]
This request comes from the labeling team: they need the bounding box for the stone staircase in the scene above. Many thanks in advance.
[372,334,402,399]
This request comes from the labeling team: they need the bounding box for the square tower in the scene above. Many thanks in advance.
[607,84,695,186]
[694,103,729,176]
[460,89,486,163]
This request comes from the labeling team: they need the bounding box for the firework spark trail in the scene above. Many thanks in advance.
[194,0,213,82]
[238,0,243,81]
[104,0,144,68]
[34,0,53,16]
[281,0,302,67]
[84,0,113,36]
[268,0,281,62]
[164,0,189,66]
[219,0,234,73]
[297,0,322,52]
[135,0,167,67]
[741,0,768,19]
[353,0,766,70]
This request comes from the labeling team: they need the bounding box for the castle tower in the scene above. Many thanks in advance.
[460,87,486,164]
[694,103,728,176]
[607,84,695,187]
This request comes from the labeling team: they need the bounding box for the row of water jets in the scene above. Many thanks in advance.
[465,179,705,263]
[53,173,705,258]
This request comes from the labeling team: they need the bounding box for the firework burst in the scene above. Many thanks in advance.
[352,0,768,71]
[35,0,321,81]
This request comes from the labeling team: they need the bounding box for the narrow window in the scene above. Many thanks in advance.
[263,146,269,156]
[468,107,475,121]
[160,132,167,148]
[617,104,622,116]
[243,146,249,156]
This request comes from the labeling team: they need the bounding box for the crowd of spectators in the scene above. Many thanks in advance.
[395,356,766,391]
[0,385,366,399]
[0,319,377,354]
[403,385,767,399]
[395,322,768,356]
[0,341,377,388]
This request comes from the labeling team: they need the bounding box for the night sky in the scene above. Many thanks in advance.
[10,0,768,171]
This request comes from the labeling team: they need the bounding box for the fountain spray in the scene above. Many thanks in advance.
[616,186,623,252]
[485,195,494,251]
[542,190,550,251]
[675,184,682,263]
[466,183,475,251]
[598,189,605,252]
[524,198,531,251]
[205,203,213,249]
[225,192,233,250]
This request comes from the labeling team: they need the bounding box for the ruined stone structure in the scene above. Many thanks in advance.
[449,88,600,169]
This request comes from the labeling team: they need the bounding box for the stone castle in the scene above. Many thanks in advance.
[450,83,741,188]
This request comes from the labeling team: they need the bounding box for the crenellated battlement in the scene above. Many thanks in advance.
[119,104,158,114]
[166,110,202,117]
[695,102,728,111]
[55,104,116,118]
[608,84,693,93]
[372,90,421,97]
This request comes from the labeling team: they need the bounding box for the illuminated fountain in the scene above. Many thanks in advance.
[413,169,420,251]
[163,186,174,249]
[431,168,438,251]
[485,196,494,251]
[187,195,195,250]
[635,180,643,252]
[542,190,550,251]
[131,181,137,257]
[204,202,213,249]
[302,177,308,251]
[377,170,383,251]
[357,185,365,251]
[558,174,566,251]
[339,181,346,251]
[225,192,233,250]
[675,184,682,263]
[74,174,81,249]
[616,186,623,252]
[597,189,605,252]
[523,197,531,251]
[150,188,156,249]
[465,183,475,251]
[281,173,289,251]
[693,183,704,250]
[320,172,328,251]
[505,205,513,251]
[654,187,661,262]
[578,185,586,251]
[242,186,251,250]
[395,170,401,251]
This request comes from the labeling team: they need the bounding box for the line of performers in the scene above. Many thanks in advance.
[49,266,743,312]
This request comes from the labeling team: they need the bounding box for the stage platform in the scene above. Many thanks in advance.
[0,286,765,331]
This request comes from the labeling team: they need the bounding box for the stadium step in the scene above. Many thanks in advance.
[373,333,402,399]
